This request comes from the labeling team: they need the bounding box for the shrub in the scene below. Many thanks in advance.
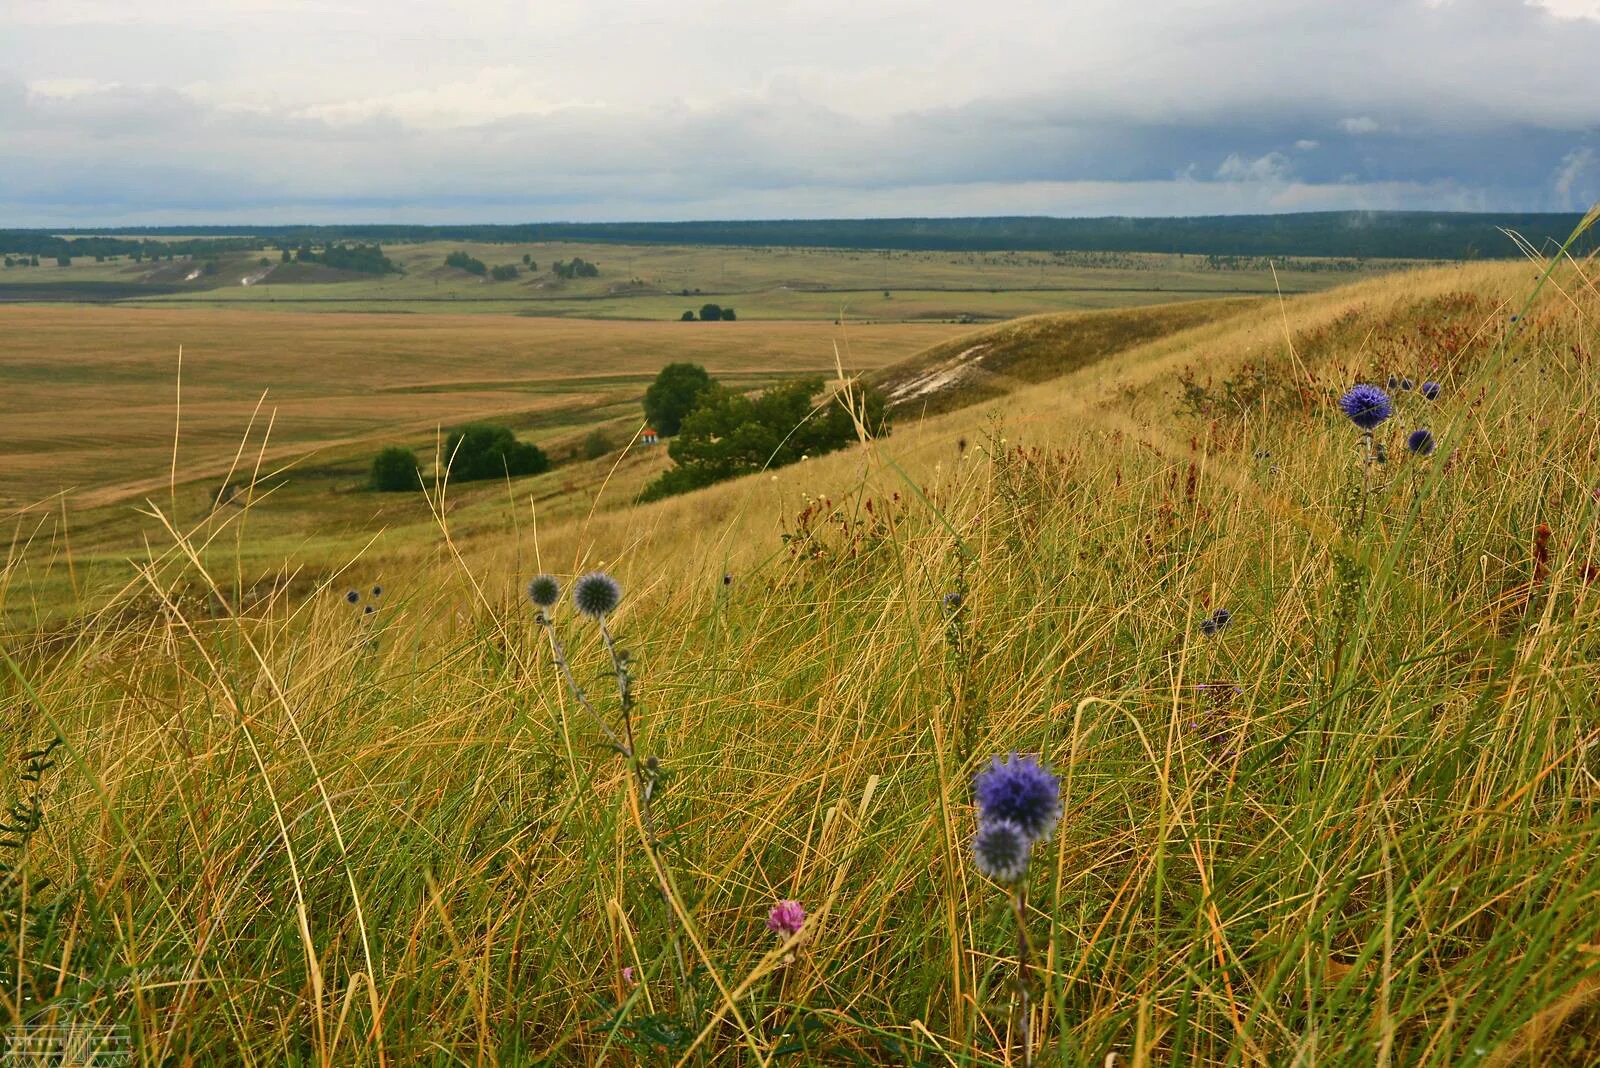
[699,303,724,322]
[643,363,716,437]
[582,429,613,460]
[444,423,550,483]
[370,446,422,492]
[490,264,520,281]
[720,307,737,321]
[680,310,697,321]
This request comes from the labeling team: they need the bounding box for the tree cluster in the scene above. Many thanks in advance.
[370,424,552,491]
[639,364,889,500]
[552,257,599,279]
[445,250,488,276]
[683,303,737,321]
[295,243,398,274]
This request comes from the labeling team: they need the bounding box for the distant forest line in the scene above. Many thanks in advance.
[5,211,1596,260]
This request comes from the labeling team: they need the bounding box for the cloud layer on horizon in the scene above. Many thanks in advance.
[2,0,1598,224]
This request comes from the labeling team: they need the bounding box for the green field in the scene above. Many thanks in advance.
[0,239,1409,320]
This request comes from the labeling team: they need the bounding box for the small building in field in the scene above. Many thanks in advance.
[641,428,660,446]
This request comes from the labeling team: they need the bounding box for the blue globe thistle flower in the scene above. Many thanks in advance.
[1420,381,1441,400]
[573,571,622,619]
[1200,606,1231,637]
[526,574,561,609]
[1338,384,1393,430]
[974,753,1062,842]
[1407,428,1435,456]
[972,819,1031,883]
[942,591,964,612]
[345,589,360,605]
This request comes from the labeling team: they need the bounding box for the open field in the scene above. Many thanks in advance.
[0,240,1411,320]
[6,246,1600,1062]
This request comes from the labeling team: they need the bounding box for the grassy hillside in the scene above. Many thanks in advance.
[872,297,1260,415]
[5,250,1600,1064]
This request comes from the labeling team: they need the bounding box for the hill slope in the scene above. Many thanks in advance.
[8,256,1600,1064]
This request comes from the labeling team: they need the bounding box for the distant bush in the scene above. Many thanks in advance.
[582,428,613,460]
[370,446,422,492]
[680,310,696,321]
[699,303,723,322]
[640,378,889,500]
[720,307,736,321]
[490,264,520,281]
[444,423,550,483]
[55,255,70,267]
[445,251,487,276]
[643,363,716,437]
[552,257,599,279]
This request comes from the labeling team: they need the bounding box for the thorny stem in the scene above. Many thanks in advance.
[1011,882,1035,1068]
[534,613,625,754]
[1359,429,1374,528]
[599,621,689,992]
[536,612,688,994]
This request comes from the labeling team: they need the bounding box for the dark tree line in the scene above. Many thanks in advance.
[27,212,1598,259]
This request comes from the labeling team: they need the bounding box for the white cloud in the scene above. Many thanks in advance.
[1215,152,1294,182]
[1339,116,1382,135]
[1527,0,1600,20]
[1294,139,1320,150]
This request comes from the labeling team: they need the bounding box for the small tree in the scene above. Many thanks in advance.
[680,310,696,321]
[55,255,71,267]
[643,363,715,437]
[720,307,737,321]
[370,446,422,492]
[699,303,723,322]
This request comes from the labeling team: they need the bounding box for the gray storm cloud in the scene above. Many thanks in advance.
[1,0,1597,223]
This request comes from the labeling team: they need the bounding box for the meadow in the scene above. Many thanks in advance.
[4,233,1600,1064]
[0,240,1402,321]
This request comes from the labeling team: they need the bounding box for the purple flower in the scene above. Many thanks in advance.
[974,752,1062,842]
[1338,384,1393,430]
[972,819,1031,883]
[767,900,806,938]
[1407,428,1435,456]
[1420,381,1441,401]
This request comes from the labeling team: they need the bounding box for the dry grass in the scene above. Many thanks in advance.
[5,250,1600,1064]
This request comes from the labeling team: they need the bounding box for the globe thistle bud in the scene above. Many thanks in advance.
[974,752,1062,843]
[972,819,1031,883]
[371,585,383,598]
[345,589,360,605]
[573,571,622,619]
[1407,428,1435,456]
[942,591,964,612]
[525,574,561,609]
[1338,384,1393,430]
[1420,381,1441,401]
[1401,377,1414,391]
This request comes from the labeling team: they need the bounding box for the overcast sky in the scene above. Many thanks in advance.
[2,0,1598,225]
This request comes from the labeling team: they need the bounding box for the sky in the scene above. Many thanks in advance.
[2,0,1598,225]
